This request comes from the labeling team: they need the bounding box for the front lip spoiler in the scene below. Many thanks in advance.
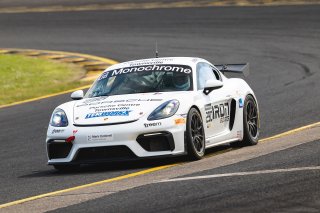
[73,119,138,127]
[47,152,186,166]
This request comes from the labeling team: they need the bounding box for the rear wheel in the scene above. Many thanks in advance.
[186,108,205,160]
[242,95,259,145]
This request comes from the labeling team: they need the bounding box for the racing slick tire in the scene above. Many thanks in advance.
[241,95,259,146]
[186,108,205,160]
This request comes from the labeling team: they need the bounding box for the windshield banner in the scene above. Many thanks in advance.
[99,64,192,80]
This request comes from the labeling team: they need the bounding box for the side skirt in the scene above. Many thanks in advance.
[205,137,239,149]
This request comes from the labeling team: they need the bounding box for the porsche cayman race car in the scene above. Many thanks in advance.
[46,57,259,170]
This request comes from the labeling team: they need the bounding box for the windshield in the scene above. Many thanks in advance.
[85,64,193,98]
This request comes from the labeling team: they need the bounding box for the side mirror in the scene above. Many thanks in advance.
[71,90,84,100]
[203,80,223,95]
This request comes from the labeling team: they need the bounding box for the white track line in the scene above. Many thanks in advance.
[158,166,320,183]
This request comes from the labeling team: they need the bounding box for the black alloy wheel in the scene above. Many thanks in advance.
[242,95,259,145]
[186,108,205,160]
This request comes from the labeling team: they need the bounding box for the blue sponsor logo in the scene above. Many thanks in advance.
[85,110,131,119]
[99,71,109,80]
[239,98,244,108]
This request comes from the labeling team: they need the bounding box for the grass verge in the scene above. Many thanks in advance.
[0,54,89,105]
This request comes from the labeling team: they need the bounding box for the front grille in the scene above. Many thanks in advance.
[74,146,137,162]
[47,142,73,159]
[136,131,175,152]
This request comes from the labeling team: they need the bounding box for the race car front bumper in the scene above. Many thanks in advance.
[46,115,186,165]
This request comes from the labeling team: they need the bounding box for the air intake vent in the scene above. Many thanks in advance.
[74,146,136,162]
[136,131,175,152]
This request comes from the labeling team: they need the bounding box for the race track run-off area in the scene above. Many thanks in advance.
[0,1,319,212]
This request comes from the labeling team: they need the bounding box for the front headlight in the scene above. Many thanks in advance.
[148,100,180,120]
[50,108,69,127]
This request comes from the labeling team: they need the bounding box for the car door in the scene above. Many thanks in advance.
[197,62,232,140]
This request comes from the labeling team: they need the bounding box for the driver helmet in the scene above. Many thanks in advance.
[173,72,190,90]
[142,72,158,84]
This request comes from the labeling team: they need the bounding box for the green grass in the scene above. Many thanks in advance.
[0,54,89,105]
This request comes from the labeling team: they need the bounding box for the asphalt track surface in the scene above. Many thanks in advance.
[0,2,320,211]
[50,140,320,213]
[0,0,177,8]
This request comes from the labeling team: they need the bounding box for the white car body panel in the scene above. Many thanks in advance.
[46,57,258,165]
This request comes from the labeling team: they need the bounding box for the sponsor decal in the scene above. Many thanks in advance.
[90,106,130,113]
[85,110,131,119]
[82,97,108,104]
[51,129,65,134]
[239,98,244,108]
[144,122,161,128]
[87,103,140,112]
[118,103,140,106]
[205,102,230,124]
[129,61,163,66]
[87,134,113,142]
[174,118,186,125]
[99,64,192,80]
[128,58,173,67]
[205,104,212,123]
[76,99,161,107]
[73,130,78,135]
[99,71,109,80]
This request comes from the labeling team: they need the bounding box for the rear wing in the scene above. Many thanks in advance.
[214,63,250,77]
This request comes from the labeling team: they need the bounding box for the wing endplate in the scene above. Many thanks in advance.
[215,63,250,77]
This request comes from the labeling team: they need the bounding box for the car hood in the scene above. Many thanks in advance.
[73,92,189,125]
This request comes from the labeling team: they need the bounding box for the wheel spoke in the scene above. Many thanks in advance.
[252,124,257,135]
[191,118,196,128]
[197,138,203,151]
[194,137,201,151]
[193,119,198,130]
[248,123,252,133]
[249,123,254,134]
[195,138,201,151]
[248,120,257,136]
[249,104,254,118]
[250,103,254,116]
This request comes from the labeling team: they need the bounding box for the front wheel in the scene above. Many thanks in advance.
[186,108,205,160]
[242,95,259,145]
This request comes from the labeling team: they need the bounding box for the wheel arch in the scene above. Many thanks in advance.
[189,105,202,116]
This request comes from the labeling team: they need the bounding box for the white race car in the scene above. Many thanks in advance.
[46,57,259,170]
